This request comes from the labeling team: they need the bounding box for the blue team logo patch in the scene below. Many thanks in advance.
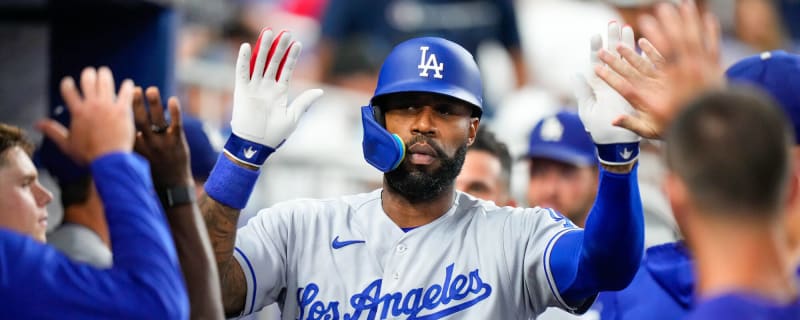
[296,263,492,320]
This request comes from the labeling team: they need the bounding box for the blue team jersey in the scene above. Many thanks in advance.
[0,153,188,319]
[592,242,693,320]
[686,293,800,320]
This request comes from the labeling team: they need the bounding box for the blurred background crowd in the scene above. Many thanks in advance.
[0,0,798,318]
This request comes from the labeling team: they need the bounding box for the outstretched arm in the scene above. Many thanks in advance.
[200,28,323,317]
[549,164,644,310]
[199,180,250,316]
[595,1,723,139]
[549,21,646,312]
[132,86,224,319]
[6,67,188,319]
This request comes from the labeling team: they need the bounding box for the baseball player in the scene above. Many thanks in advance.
[668,89,800,319]
[200,27,644,319]
[524,111,598,228]
[593,49,800,320]
[0,67,188,318]
[455,128,516,207]
[583,1,800,318]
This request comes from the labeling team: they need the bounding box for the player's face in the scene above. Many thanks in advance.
[456,149,511,206]
[527,158,597,227]
[0,147,52,242]
[382,93,479,201]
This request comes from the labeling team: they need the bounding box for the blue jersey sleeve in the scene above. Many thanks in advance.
[548,164,645,312]
[0,152,188,319]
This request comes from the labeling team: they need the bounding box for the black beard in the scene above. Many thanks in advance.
[384,137,468,203]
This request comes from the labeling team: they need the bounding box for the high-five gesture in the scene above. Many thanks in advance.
[38,67,135,164]
[594,0,724,139]
[132,87,192,190]
[227,28,323,168]
[575,21,641,168]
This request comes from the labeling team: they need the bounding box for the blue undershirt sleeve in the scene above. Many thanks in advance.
[0,152,188,319]
[549,164,644,313]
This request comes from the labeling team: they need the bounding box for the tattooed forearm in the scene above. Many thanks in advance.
[198,193,247,316]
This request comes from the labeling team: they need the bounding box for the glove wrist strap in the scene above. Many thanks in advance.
[223,134,277,167]
[595,142,640,166]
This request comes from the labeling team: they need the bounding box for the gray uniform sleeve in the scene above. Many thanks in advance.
[503,207,580,315]
[232,205,292,318]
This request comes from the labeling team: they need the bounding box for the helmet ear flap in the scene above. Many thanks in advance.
[361,105,405,172]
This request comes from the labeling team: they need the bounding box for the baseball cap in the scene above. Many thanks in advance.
[526,111,598,167]
[725,51,800,144]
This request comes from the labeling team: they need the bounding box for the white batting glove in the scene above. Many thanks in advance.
[575,22,641,166]
[227,29,324,167]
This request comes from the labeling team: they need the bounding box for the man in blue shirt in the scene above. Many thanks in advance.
[665,89,799,320]
[594,50,800,320]
[0,67,188,319]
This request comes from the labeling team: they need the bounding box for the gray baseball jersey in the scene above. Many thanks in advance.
[233,189,579,319]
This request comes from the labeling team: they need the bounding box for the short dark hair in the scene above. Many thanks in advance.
[0,124,34,165]
[665,88,794,217]
[469,128,512,190]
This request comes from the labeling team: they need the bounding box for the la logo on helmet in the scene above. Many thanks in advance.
[418,46,444,79]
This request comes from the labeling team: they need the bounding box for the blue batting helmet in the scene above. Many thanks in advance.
[361,37,484,172]
[371,36,483,117]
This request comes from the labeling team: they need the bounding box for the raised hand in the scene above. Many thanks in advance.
[227,28,323,167]
[38,67,135,164]
[575,21,641,168]
[594,0,724,139]
[132,86,192,190]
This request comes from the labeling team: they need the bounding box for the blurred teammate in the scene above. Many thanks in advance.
[668,90,799,319]
[596,49,800,320]
[588,1,800,318]
[525,111,598,227]
[0,67,187,318]
[39,117,112,267]
[455,128,516,207]
[0,124,52,243]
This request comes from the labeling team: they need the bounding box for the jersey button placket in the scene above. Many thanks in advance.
[396,243,407,253]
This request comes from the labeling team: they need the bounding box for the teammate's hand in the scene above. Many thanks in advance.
[38,67,135,164]
[594,0,724,139]
[228,28,323,167]
[132,86,193,189]
[575,21,640,166]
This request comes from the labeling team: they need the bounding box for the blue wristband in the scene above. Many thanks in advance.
[205,154,260,209]
[595,142,640,165]
[223,134,277,167]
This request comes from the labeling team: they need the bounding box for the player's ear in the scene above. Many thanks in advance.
[467,119,479,146]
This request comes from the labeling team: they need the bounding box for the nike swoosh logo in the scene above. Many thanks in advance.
[332,236,365,249]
